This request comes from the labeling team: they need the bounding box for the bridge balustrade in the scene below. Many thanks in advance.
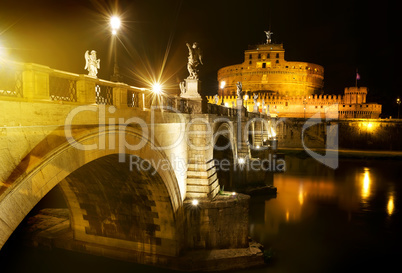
[1,60,275,120]
[49,71,78,102]
[0,62,24,98]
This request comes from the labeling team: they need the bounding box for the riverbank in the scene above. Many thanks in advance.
[277,148,402,160]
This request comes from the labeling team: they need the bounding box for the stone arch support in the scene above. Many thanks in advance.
[0,126,183,253]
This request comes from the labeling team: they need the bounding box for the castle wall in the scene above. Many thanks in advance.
[275,119,402,151]
[206,94,382,119]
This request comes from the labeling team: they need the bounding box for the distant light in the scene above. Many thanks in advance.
[220,81,226,89]
[232,192,236,196]
[192,199,199,206]
[112,29,117,35]
[367,123,372,128]
[244,95,249,100]
[152,83,162,94]
[238,157,245,164]
[225,102,229,107]
[110,16,121,30]
[256,145,260,149]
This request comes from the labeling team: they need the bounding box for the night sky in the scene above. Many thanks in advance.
[0,0,397,115]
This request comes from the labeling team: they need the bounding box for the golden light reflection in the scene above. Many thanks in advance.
[361,168,371,200]
[285,210,289,222]
[387,195,394,216]
[298,184,304,205]
[361,168,371,199]
[361,122,377,132]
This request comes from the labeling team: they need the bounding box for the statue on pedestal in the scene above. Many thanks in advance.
[253,94,259,112]
[236,82,242,99]
[214,94,219,104]
[84,50,100,78]
[179,81,186,96]
[253,94,258,104]
[186,42,203,79]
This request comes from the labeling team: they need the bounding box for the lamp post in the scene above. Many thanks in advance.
[397,98,401,119]
[110,16,122,82]
[220,81,226,106]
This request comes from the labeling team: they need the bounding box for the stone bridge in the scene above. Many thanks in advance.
[0,61,276,270]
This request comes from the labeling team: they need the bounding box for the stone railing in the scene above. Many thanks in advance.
[0,61,147,108]
[0,60,276,118]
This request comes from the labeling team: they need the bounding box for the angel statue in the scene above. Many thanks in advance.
[253,93,258,104]
[264,30,273,44]
[236,82,242,99]
[186,42,203,79]
[84,50,100,78]
[214,94,219,104]
[179,81,186,95]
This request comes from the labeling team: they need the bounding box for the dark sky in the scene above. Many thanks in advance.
[0,0,397,115]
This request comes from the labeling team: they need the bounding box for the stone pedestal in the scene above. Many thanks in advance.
[236,99,243,109]
[181,78,201,99]
[253,104,259,113]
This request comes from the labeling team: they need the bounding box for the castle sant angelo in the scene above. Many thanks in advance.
[208,31,382,119]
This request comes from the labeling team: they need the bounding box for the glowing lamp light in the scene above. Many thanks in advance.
[244,95,249,100]
[110,16,121,31]
[220,81,226,89]
[225,102,229,107]
[152,83,162,94]
[232,192,236,196]
[192,199,199,206]
[238,157,245,164]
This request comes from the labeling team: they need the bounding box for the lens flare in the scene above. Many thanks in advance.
[152,82,162,94]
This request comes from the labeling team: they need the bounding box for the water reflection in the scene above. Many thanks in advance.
[249,156,402,272]
[361,167,371,201]
[387,194,394,216]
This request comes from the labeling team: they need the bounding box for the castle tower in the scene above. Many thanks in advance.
[343,87,367,104]
[217,35,324,97]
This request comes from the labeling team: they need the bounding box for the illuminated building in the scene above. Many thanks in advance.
[209,38,382,119]
[218,43,324,97]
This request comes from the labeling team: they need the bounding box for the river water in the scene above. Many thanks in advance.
[1,156,401,273]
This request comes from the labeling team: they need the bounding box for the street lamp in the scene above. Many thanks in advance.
[152,82,162,95]
[110,15,122,82]
[220,81,226,106]
[397,98,401,119]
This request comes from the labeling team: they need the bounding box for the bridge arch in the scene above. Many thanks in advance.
[213,122,237,190]
[0,126,183,257]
